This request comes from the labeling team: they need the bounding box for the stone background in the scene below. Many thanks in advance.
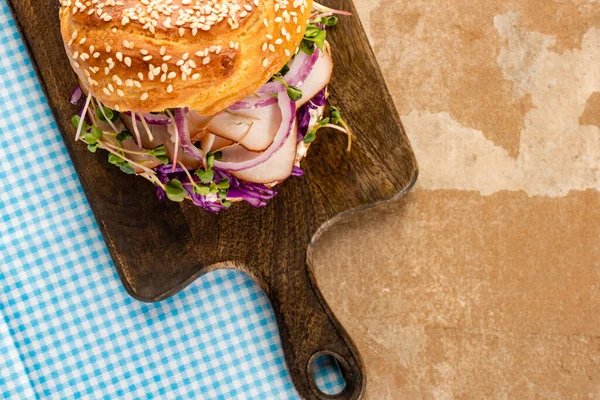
[312,0,600,398]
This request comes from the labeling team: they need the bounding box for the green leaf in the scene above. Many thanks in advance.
[319,117,330,126]
[221,200,232,208]
[91,126,103,139]
[269,93,279,98]
[195,168,214,184]
[156,156,170,165]
[87,144,98,153]
[72,115,81,128]
[213,151,223,161]
[151,145,166,156]
[193,185,211,195]
[166,192,185,202]
[218,190,228,200]
[278,62,290,77]
[330,106,342,124]
[302,25,327,50]
[84,133,97,145]
[303,130,316,143]
[207,153,215,169]
[304,25,323,38]
[119,163,135,175]
[299,40,316,55]
[209,182,219,193]
[216,178,230,190]
[116,131,132,142]
[165,179,186,202]
[321,15,339,26]
[287,86,303,102]
[96,105,120,122]
[108,153,122,165]
[96,107,108,122]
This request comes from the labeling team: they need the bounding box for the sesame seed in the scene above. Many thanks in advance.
[140,93,149,101]
[182,52,189,60]
[262,43,267,51]
[117,89,125,97]
[188,60,197,68]
[203,57,210,65]
[167,72,177,79]
[262,58,268,67]
[133,81,142,88]
[143,55,153,61]
[103,88,111,96]
[124,57,132,67]
[160,46,166,56]
[106,46,111,53]
[79,38,86,44]
[116,52,123,61]
[192,73,200,80]
[269,44,275,52]
[108,83,114,92]
[266,34,273,40]
[167,84,173,93]
[93,52,100,58]
[140,49,149,55]
[284,49,291,57]
[275,38,283,45]
[163,55,172,61]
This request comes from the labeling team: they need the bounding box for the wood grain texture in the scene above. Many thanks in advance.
[7,1,418,398]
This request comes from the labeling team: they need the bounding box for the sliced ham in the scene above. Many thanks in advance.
[207,104,281,151]
[296,50,333,107]
[227,124,298,183]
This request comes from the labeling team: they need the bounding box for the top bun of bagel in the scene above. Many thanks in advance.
[59,0,312,114]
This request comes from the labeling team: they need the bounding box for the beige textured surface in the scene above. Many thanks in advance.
[311,0,600,397]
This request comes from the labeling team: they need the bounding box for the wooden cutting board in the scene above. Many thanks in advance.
[7,1,418,398]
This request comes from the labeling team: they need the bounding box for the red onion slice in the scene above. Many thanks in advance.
[171,108,204,162]
[284,48,320,87]
[214,84,296,172]
[70,87,83,104]
[228,95,277,111]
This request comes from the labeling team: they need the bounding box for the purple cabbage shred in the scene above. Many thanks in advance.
[154,164,277,213]
[296,86,327,141]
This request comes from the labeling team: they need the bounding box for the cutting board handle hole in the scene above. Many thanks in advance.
[309,352,347,398]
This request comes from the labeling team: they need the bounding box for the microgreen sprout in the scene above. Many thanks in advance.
[116,131,132,142]
[272,75,303,101]
[300,24,327,55]
[108,153,136,174]
[96,104,120,122]
[165,179,186,202]
[303,107,355,151]
[84,126,103,153]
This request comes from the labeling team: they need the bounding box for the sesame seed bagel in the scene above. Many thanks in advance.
[59,0,312,114]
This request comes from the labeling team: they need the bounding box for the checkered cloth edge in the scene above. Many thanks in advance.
[0,1,345,398]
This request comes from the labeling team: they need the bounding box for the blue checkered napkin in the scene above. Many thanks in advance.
[0,1,344,398]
